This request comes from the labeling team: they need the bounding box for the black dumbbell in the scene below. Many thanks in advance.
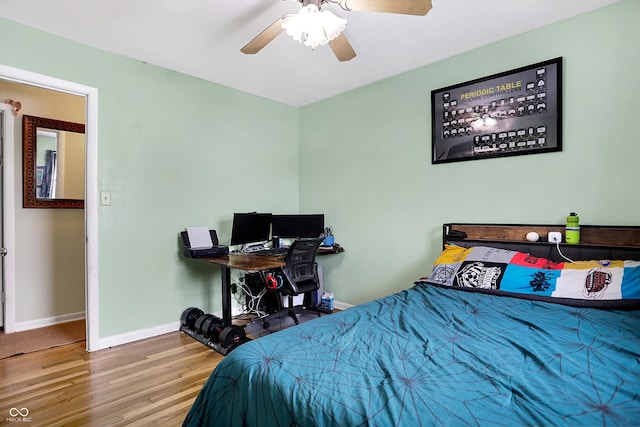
[202,315,226,342]
[195,313,215,336]
[219,325,246,348]
[180,307,204,330]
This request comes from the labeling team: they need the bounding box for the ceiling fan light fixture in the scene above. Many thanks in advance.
[282,4,347,50]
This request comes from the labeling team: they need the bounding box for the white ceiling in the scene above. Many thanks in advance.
[0,0,619,107]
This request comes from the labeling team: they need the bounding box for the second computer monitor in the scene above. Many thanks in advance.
[271,214,325,239]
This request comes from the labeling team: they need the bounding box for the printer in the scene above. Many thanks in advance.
[181,228,229,258]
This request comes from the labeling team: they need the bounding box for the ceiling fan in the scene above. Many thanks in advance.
[241,0,432,62]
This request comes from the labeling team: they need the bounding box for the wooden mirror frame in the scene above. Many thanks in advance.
[23,115,85,209]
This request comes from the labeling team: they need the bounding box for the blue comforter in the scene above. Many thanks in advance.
[184,282,640,426]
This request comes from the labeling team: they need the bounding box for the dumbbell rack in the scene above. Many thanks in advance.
[180,307,249,356]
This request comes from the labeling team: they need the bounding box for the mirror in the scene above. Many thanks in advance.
[23,115,85,208]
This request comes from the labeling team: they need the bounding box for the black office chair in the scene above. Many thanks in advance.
[262,237,324,329]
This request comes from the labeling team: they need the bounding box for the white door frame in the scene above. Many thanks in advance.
[0,103,16,331]
[0,64,100,351]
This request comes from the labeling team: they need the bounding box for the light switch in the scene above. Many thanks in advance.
[101,191,111,206]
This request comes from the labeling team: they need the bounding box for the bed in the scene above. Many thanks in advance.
[184,224,640,426]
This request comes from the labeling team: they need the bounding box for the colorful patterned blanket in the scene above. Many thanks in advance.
[424,244,640,308]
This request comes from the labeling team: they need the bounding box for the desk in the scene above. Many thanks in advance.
[197,254,285,326]
[196,244,345,327]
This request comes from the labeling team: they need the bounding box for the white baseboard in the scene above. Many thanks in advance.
[94,300,354,352]
[13,311,86,332]
[96,321,181,351]
[333,300,354,310]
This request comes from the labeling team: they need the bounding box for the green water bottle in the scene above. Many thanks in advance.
[566,212,580,244]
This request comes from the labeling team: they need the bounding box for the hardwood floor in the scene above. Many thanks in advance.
[0,331,222,426]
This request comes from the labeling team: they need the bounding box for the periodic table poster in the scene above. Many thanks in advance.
[431,58,562,164]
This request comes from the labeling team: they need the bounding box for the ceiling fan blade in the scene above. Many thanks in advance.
[329,33,356,62]
[343,0,432,16]
[241,15,293,55]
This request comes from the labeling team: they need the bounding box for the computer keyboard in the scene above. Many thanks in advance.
[253,247,289,257]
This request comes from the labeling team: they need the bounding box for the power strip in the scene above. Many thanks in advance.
[548,232,562,243]
[242,243,266,253]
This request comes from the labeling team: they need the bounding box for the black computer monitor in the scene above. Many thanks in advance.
[271,214,325,239]
[230,212,272,246]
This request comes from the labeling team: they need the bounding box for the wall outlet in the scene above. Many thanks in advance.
[548,232,562,243]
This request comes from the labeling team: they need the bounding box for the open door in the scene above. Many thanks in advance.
[0,102,16,333]
[0,108,4,330]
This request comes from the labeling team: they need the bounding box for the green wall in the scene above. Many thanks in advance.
[0,19,299,337]
[299,0,640,304]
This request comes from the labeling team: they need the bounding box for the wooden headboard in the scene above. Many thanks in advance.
[443,223,640,262]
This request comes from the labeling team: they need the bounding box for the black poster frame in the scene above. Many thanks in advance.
[431,57,563,164]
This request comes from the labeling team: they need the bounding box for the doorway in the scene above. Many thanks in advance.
[0,88,85,356]
[0,64,99,351]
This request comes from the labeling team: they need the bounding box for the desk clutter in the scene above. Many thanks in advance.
[230,212,339,253]
[181,212,340,259]
[179,307,248,355]
[180,239,336,354]
[179,214,344,355]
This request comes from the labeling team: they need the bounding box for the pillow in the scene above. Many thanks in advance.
[422,245,640,309]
